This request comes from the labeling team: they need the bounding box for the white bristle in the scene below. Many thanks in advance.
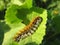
[22,33,27,38]
[27,32,31,36]
[36,21,39,25]
[16,36,20,42]
[34,24,38,27]
[33,27,36,30]
[30,30,34,34]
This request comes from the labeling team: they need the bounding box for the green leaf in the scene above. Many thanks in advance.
[5,5,22,28]
[0,20,10,45]
[0,0,5,10]
[23,0,32,8]
[11,0,32,8]
[11,0,24,6]
[3,5,47,45]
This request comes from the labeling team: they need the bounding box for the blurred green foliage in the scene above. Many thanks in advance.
[0,0,60,45]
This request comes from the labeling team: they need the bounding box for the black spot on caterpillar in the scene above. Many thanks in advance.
[13,16,43,42]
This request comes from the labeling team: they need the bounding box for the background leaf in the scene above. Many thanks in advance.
[11,0,32,8]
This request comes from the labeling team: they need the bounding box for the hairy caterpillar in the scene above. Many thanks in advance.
[13,16,43,42]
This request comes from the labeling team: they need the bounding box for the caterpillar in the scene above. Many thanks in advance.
[13,16,43,42]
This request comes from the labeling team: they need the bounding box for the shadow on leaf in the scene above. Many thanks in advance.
[0,21,10,45]
[16,7,44,25]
